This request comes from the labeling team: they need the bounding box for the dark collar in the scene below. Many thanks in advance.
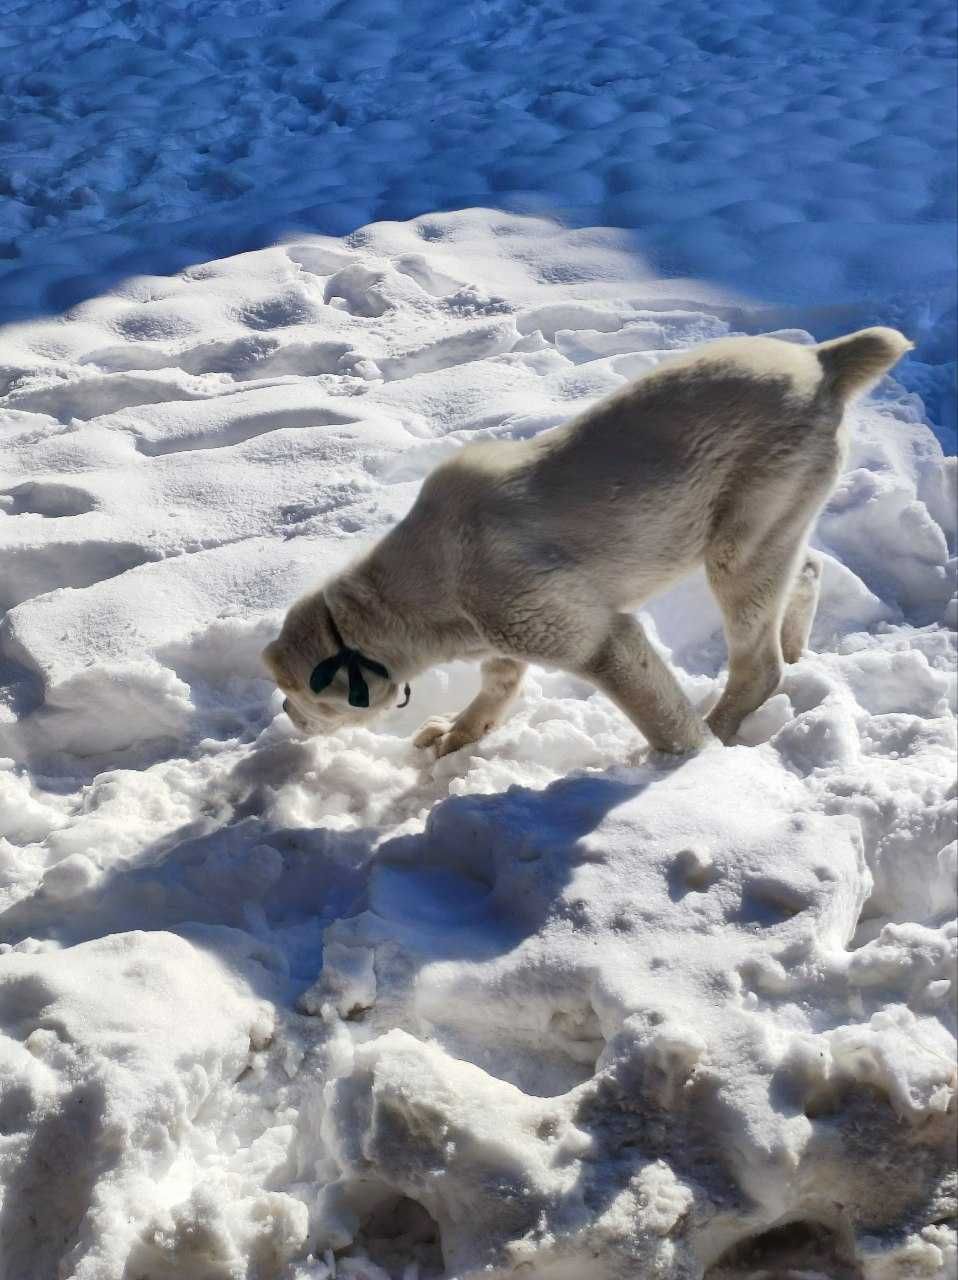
[310,614,410,709]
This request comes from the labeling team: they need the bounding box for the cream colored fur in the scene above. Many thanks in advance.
[263,327,911,756]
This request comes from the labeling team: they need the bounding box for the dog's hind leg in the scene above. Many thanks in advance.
[780,549,823,663]
[414,656,527,757]
[705,425,842,742]
[578,614,711,754]
[705,535,806,743]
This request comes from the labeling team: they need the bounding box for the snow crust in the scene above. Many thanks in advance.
[0,0,955,446]
[0,211,956,1279]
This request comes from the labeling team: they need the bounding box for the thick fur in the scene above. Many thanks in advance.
[264,327,911,755]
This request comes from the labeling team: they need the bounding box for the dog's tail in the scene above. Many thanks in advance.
[815,326,913,403]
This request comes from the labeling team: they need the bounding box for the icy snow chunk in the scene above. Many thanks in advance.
[38,852,100,900]
[299,941,377,1020]
[0,931,282,1280]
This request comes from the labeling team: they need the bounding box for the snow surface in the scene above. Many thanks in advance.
[0,210,955,1279]
[0,0,955,447]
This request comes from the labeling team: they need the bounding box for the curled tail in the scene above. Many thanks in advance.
[816,326,913,403]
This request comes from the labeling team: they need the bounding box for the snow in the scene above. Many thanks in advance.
[0,0,955,447]
[0,211,955,1280]
[1,0,956,1275]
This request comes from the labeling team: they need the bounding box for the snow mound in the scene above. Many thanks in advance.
[0,211,955,1279]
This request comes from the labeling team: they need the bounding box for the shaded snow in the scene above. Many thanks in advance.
[0,0,955,445]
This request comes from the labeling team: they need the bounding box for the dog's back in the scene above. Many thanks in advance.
[537,326,911,501]
[396,327,911,596]
[432,327,911,609]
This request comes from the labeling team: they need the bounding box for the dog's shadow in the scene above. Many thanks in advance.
[0,737,689,1007]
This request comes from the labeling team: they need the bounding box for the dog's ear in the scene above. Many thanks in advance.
[261,639,297,690]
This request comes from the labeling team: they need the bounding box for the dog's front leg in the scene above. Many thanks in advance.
[580,614,713,754]
[414,656,527,758]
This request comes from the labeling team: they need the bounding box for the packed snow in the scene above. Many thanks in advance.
[0,0,955,447]
[0,209,955,1279]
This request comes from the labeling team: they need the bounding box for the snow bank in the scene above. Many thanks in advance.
[0,212,955,1278]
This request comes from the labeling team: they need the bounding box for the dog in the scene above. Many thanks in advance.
[263,327,911,756]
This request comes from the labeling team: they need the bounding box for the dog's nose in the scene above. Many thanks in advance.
[282,698,290,714]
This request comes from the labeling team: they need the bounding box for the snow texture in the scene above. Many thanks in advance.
[0,210,955,1280]
[0,0,955,447]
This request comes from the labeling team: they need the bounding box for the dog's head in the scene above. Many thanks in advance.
[262,593,399,735]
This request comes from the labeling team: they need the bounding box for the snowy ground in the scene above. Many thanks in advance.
[0,0,955,445]
[1,0,957,1274]
[0,210,955,1280]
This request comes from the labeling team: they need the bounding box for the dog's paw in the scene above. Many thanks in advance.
[412,716,477,758]
[628,727,721,768]
[628,744,682,770]
[412,715,453,749]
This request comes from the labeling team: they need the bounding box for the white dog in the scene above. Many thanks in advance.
[263,327,911,756]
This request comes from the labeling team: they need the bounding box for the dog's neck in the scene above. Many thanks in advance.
[323,559,483,680]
